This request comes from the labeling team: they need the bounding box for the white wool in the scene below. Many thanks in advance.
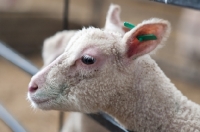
[28,6,200,132]
[41,4,124,132]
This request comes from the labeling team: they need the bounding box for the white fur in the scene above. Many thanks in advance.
[28,8,200,132]
[41,4,123,132]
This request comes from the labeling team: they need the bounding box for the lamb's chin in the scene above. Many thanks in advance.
[30,99,55,110]
[27,93,55,110]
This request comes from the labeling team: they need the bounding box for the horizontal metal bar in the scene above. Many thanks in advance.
[152,0,200,10]
[0,42,129,132]
[88,112,132,132]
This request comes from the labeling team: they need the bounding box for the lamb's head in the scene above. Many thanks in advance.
[42,4,125,67]
[28,18,170,113]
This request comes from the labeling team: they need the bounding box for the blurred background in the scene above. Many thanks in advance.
[0,0,200,131]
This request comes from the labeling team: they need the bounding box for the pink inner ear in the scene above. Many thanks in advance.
[127,24,166,58]
[110,7,121,27]
[127,38,141,58]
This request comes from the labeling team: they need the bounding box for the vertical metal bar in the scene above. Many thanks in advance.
[58,111,64,132]
[63,0,69,30]
[91,0,105,27]
[58,0,69,131]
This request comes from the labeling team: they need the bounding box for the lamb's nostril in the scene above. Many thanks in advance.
[29,85,38,93]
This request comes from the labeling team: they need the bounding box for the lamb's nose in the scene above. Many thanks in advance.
[28,83,38,93]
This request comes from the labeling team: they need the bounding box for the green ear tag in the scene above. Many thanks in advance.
[137,34,157,42]
[124,21,157,42]
[124,22,135,29]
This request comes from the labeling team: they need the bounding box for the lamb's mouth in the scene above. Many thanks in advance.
[31,97,56,105]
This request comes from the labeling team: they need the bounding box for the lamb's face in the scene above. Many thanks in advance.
[28,18,170,113]
[28,28,125,112]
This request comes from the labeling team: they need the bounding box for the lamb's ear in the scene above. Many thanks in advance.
[42,32,65,65]
[122,18,171,59]
[104,4,124,34]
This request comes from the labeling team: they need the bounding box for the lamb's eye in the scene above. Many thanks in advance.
[81,55,96,65]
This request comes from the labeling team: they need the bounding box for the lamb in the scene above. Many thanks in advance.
[27,16,200,131]
[42,4,124,132]
[43,31,110,132]
[44,33,110,132]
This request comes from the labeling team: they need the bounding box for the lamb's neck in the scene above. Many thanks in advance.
[102,55,200,132]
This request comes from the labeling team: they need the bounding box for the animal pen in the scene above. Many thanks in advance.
[0,0,200,132]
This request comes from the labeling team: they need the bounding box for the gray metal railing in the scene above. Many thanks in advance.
[152,0,200,10]
[0,104,27,132]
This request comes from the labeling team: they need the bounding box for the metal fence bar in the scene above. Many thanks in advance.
[88,112,132,132]
[0,41,39,76]
[58,0,69,131]
[63,0,69,30]
[0,104,27,132]
[152,0,200,10]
